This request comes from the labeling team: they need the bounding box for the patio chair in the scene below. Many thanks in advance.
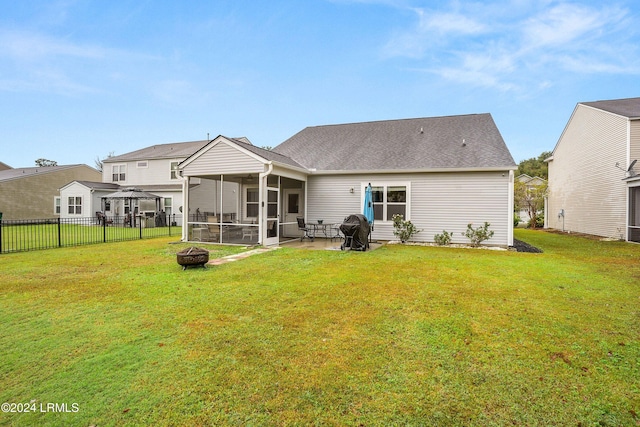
[297,217,315,241]
[242,226,257,241]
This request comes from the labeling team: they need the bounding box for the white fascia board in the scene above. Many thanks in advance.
[309,166,518,175]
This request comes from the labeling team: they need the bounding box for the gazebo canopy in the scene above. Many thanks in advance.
[102,187,161,200]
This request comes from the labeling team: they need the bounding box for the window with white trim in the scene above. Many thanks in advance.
[370,183,409,221]
[245,187,259,219]
[54,197,61,215]
[112,164,126,182]
[170,162,180,179]
[68,196,82,215]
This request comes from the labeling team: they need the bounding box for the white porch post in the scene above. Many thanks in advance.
[219,174,224,244]
[180,173,189,241]
[258,163,274,245]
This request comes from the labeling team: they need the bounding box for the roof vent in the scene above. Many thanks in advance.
[462,139,466,147]
[420,127,423,134]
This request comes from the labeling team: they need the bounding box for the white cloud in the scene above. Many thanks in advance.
[381,1,638,93]
[414,8,487,35]
[0,30,106,61]
[521,3,626,49]
[0,29,161,96]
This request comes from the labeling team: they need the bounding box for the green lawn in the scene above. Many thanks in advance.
[0,230,638,426]
[0,223,180,253]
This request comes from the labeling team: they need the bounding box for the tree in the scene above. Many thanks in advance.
[35,158,57,167]
[516,150,551,180]
[514,179,548,229]
[94,152,114,173]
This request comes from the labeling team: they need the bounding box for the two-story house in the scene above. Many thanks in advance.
[59,140,211,223]
[546,97,640,242]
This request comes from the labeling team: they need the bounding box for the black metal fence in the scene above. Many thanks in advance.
[0,215,182,254]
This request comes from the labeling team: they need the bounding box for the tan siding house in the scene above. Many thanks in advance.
[0,165,101,220]
[546,97,640,242]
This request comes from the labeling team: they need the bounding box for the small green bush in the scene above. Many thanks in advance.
[392,214,422,243]
[514,214,521,227]
[434,230,452,246]
[527,215,544,229]
[462,222,494,247]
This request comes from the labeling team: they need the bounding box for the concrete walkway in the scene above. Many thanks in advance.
[207,247,279,266]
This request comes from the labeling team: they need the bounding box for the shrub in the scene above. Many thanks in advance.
[527,215,544,229]
[514,214,521,227]
[462,222,494,247]
[392,214,422,243]
[434,230,452,246]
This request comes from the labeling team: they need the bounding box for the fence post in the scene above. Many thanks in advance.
[57,217,62,248]
[103,215,107,243]
[139,217,143,239]
[0,216,3,254]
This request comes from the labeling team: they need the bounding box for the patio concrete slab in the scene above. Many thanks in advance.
[282,238,384,251]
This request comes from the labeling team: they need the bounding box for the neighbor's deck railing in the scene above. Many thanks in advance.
[0,215,182,254]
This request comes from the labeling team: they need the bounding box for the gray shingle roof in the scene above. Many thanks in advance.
[103,140,210,163]
[273,114,516,171]
[74,181,120,190]
[581,97,640,118]
[0,165,92,182]
[228,137,305,169]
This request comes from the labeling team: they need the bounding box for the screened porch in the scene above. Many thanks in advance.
[184,173,306,245]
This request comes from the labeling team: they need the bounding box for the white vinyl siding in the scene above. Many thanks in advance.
[182,141,264,176]
[307,172,512,246]
[547,105,628,239]
[631,120,640,167]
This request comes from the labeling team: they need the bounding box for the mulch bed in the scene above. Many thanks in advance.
[511,238,543,253]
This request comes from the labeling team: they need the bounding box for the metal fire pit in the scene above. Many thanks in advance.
[176,247,209,270]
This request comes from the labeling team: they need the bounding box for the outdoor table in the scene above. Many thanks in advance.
[308,222,340,239]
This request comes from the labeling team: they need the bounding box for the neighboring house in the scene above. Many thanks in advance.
[0,164,101,220]
[179,114,517,246]
[0,162,12,172]
[58,181,121,220]
[60,140,211,223]
[515,174,547,224]
[546,97,640,242]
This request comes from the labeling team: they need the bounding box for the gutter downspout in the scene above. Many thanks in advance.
[177,171,189,241]
[258,162,274,245]
[507,170,514,247]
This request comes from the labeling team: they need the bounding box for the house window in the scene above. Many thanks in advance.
[287,193,299,214]
[164,198,172,216]
[370,183,409,221]
[112,165,126,182]
[170,162,180,179]
[68,197,82,215]
[54,197,61,215]
[246,187,259,218]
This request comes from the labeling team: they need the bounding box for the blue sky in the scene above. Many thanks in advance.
[1,0,638,168]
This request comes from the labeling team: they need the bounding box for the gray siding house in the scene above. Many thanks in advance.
[546,97,640,242]
[179,114,517,247]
